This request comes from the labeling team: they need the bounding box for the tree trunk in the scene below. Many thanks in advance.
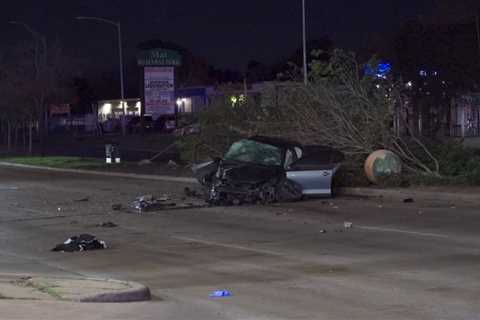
[28,120,33,155]
[40,106,48,156]
[23,121,27,152]
[7,121,11,151]
[14,124,19,150]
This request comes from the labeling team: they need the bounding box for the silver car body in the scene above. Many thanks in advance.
[287,164,341,196]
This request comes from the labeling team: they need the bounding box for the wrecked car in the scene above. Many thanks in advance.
[192,136,344,205]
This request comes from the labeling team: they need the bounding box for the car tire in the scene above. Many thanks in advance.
[276,178,303,202]
[259,183,277,204]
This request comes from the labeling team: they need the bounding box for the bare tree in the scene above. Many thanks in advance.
[252,50,441,176]
[0,24,72,155]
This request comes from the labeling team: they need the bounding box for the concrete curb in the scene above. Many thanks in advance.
[0,161,197,184]
[339,187,479,204]
[0,274,151,303]
[77,279,152,303]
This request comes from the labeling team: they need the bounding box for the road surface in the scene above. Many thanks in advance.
[0,167,479,319]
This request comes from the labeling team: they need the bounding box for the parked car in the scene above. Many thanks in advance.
[127,116,154,133]
[174,123,200,137]
[192,136,344,205]
[154,115,176,133]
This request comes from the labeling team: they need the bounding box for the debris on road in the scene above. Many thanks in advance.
[131,194,176,213]
[344,221,353,229]
[138,194,154,202]
[403,198,415,203]
[329,202,339,209]
[209,290,233,298]
[184,187,203,199]
[74,197,89,202]
[111,204,123,211]
[138,159,152,166]
[96,221,118,228]
[127,192,209,214]
[51,234,107,252]
[158,194,171,202]
[167,160,179,168]
[319,229,327,233]
[132,195,160,212]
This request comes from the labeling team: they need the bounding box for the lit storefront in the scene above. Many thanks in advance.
[97,99,141,122]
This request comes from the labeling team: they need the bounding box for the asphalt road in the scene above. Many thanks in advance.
[0,167,479,319]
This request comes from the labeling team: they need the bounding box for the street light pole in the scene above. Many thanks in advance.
[76,16,126,136]
[302,0,308,86]
[117,22,125,108]
[476,12,480,60]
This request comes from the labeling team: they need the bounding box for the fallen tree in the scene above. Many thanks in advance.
[180,50,442,178]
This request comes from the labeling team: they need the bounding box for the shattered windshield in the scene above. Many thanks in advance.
[224,139,283,166]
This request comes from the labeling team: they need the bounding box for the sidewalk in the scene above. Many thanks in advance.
[0,274,151,303]
[1,161,478,205]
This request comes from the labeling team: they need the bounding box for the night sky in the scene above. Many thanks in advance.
[1,0,434,72]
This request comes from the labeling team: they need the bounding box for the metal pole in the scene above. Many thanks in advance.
[117,22,126,136]
[76,17,127,136]
[476,12,480,59]
[302,0,308,86]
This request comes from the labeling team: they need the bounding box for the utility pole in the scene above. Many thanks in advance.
[76,17,126,136]
[302,0,308,86]
[476,12,480,59]
[117,22,125,126]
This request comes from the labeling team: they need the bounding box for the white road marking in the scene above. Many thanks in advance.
[174,225,450,258]
[0,186,18,190]
[357,225,450,239]
[172,236,285,257]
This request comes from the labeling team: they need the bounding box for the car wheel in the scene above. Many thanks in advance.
[276,178,303,202]
[259,183,277,204]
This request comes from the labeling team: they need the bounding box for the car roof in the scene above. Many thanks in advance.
[248,136,300,149]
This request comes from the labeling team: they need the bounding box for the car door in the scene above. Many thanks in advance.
[285,146,341,196]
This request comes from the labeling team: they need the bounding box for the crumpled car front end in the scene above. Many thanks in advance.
[192,137,343,205]
[194,160,285,205]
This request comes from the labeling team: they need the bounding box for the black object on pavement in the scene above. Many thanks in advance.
[51,234,107,252]
[184,187,203,199]
[74,197,89,202]
[111,204,123,211]
[96,221,118,228]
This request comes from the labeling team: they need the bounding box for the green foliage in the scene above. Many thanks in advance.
[432,142,480,184]
[333,164,371,188]
[177,91,248,162]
